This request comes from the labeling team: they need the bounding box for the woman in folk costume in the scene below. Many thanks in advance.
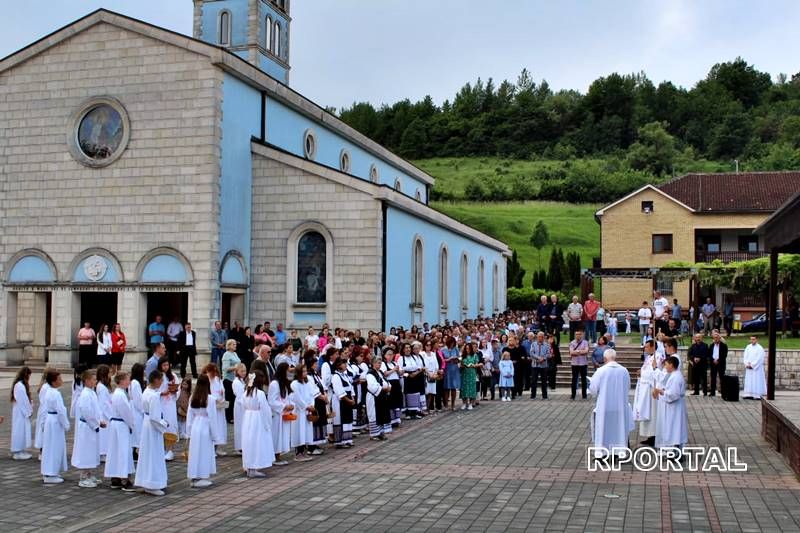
[357,347,371,429]
[398,343,424,419]
[40,369,70,484]
[34,370,51,457]
[232,363,248,456]
[331,357,356,448]
[305,352,329,456]
[380,347,403,427]
[347,349,367,434]
[241,370,275,478]
[203,364,228,456]
[366,355,393,441]
[71,370,104,487]
[186,374,220,488]
[10,366,33,461]
[290,364,319,462]
[268,362,295,466]
[157,357,180,461]
[95,364,113,461]
[134,370,169,496]
[633,341,660,447]
[104,372,136,491]
[319,346,339,441]
[128,363,145,455]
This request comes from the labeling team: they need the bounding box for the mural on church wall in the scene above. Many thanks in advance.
[297,231,326,303]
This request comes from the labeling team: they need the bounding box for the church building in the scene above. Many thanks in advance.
[0,1,508,367]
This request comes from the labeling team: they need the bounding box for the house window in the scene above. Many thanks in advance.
[369,164,379,183]
[303,129,317,160]
[656,277,674,297]
[219,11,231,46]
[394,179,402,192]
[339,149,351,173]
[652,234,673,254]
[274,22,281,57]
[265,16,272,51]
[439,246,448,310]
[460,254,468,310]
[297,231,326,303]
[412,239,423,307]
[478,258,485,313]
[641,201,653,214]
[738,235,759,252]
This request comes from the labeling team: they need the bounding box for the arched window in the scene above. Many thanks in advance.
[339,149,351,173]
[274,22,281,57]
[394,179,402,192]
[412,239,423,307]
[369,165,379,183]
[478,258,485,313]
[415,189,422,201]
[219,11,231,46]
[439,246,448,311]
[460,253,468,311]
[492,263,499,312]
[265,16,272,51]
[297,231,326,303]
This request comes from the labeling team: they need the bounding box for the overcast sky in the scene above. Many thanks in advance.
[2,0,799,110]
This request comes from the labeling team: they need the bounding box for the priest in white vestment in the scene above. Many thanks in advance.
[588,350,634,458]
[742,336,767,399]
[634,341,659,446]
[654,355,688,450]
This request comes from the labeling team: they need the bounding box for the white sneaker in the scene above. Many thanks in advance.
[460,404,467,410]
[273,460,289,466]
[192,479,213,488]
[164,450,174,461]
[310,448,324,456]
[12,452,31,460]
[467,405,473,411]
[43,476,64,484]
[247,470,266,478]
[78,478,96,488]
[145,489,165,496]
[216,449,227,457]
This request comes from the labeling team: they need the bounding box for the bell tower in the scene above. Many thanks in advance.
[193,0,291,85]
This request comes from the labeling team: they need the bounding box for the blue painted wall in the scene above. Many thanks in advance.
[7,256,54,282]
[384,207,504,328]
[141,255,189,283]
[219,73,261,274]
[258,52,289,84]
[265,98,428,202]
[199,0,249,47]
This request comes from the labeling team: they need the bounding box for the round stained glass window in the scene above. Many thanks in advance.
[78,105,123,160]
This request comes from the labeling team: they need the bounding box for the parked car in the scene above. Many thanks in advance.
[612,311,639,332]
[739,310,800,333]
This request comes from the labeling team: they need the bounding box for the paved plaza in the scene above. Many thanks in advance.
[0,381,799,533]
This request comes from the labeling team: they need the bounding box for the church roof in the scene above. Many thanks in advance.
[656,171,800,212]
[0,8,436,187]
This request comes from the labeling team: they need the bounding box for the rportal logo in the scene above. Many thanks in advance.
[587,447,748,472]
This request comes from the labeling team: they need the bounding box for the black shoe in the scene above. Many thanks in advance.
[710,393,716,397]
[691,392,700,396]
[570,396,575,400]
[121,480,135,492]
[110,479,122,490]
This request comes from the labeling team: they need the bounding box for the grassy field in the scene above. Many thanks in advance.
[431,200,600,287]
[415,156,607,198]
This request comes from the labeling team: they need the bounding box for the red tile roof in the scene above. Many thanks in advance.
[657,172,800,212]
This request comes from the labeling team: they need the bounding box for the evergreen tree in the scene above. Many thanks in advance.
[530,220,550,269]
[566,252,582,288]
[547,248,564,291]
[506,250,525,288]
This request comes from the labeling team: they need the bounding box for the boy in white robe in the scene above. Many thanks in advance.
[10,367,33,460]
[634,341,658,446]
[742,336,767,399]
[71,371,105,487]
[654,356,689,453]
[134,371,169,496]
[104,373,136,491]
[40,370,70,484]
[588,350,634,458]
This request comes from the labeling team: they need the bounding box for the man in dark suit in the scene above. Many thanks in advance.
[177,322,198,378]
[688,333,710,396]
[709,329,728,397]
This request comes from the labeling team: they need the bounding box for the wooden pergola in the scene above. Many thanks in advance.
[754,191,800,401]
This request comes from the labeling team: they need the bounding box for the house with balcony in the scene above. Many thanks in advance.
[593,171,800,317]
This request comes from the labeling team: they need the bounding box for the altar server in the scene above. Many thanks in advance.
[268,362,294,465]
[134,371,169,496]
[633,341,659,447]
[654,356,689,451]
[187,374,219,488]
[232,363,247,455]
[290,364,318,461]
[241,370,274,478]
[104,373,135,491]
[71,370,103,487]
[95,365,113,461]
[742,336,767,399]
[40,370,69,484]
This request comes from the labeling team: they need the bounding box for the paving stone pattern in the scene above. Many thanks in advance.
[0,384,798,532]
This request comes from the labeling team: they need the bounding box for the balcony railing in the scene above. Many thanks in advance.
[695,251,769,263]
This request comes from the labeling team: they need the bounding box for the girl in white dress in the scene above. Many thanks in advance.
[157,357,180,461]
[187,374,219,488]
[134,370,169,496]
[104,373,136,491]
[331,357,355,448]
[40,369,69,484]
[33,371,51,456]
[128,363,145,455]
[71,370,104,487]
[203,363,228,456]
[232,363,247,456]
[241,370,274,478]
[268,362,295,465]
[95,365,113,461]
[422,344,442,415]
[290,364,319,462]
[11,367,33,460]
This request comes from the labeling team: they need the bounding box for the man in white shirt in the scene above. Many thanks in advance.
[637,301,652,346]
[742,336,767,399]
[567,296,583,341]
[652,291,669,335]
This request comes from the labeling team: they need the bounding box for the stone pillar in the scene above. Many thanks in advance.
[26,292,49,362]
[0,290,24,365]
[117,290,147,370]
[47,289,79,368]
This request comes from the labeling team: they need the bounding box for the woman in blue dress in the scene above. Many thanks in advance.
[441,336,461,411]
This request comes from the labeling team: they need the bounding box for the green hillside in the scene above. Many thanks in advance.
[431,200,600,287]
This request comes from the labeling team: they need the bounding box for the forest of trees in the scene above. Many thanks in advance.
[337,58,800,202]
